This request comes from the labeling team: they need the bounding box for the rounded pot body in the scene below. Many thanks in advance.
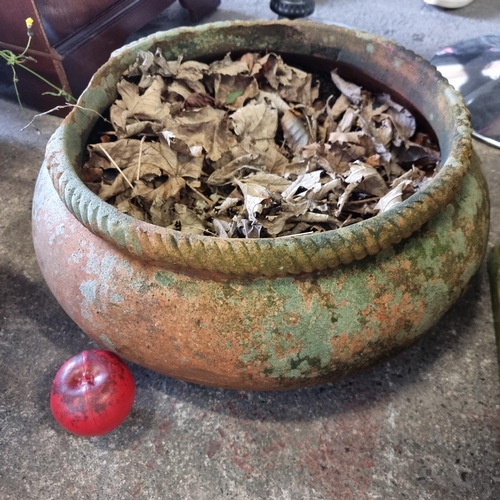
[33,21,490,390]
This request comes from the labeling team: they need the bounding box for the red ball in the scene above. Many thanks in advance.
[50,350,135,436]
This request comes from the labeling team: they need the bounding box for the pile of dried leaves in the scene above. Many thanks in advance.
[82,49,440,238]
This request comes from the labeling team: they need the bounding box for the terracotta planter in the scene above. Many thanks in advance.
[32,21,490,390]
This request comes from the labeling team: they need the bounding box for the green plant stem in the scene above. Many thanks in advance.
[10,65,29,119]
[0,50,14,64]
[0,36,75,103]
[19,35,31,57]
[1,24,76,127]
[15,62,76,101]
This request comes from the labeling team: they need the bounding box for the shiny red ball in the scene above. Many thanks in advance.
[50,350,135,436]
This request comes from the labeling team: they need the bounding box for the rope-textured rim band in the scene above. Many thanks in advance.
[45,20,472,277]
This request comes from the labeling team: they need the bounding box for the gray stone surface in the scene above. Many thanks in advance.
[1,1,500,499]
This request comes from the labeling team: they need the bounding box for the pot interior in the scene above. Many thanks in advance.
[74,21,458,163]
[203,50,438,142]
[84,50,438,166]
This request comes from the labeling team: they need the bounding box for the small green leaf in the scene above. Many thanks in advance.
[226,89,243,105]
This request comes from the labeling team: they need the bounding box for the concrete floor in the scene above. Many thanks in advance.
[1,1,500,499]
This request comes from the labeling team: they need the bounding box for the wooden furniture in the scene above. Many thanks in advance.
[0,0,220,114]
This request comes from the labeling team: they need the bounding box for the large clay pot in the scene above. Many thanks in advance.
[32,21,490,390]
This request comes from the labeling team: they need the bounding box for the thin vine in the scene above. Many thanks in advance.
[0,17,76,124]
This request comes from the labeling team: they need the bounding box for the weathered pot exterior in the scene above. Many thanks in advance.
[33,21,490,390]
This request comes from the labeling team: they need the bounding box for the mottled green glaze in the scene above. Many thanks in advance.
[32,21,490,390]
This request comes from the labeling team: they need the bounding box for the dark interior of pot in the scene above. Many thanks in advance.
[203,50,439,144]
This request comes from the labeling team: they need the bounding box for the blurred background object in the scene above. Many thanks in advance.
[0,0,220,115]
[270,0,315,19]
[431,35,500,147]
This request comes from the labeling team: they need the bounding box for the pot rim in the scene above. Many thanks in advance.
[45,20,472,277]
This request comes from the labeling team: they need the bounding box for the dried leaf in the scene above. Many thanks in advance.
[207,154,263,186]
[231,102,278,140]
[153,51,182,78]
[331,71,362,104]
[325,143,355,174]
[94,138,202,201]
[210,53,250,76]
[375,180,412,213]
[344,161,388,197]
[149,196,175,227]
[184,92,217,109]
[328,93,351,120]
[279,70,313,106]
[214,74,259,109]
[378,94,416,145]
[359,97,389,122]
[311,176,342,200]
[261,200,310,236]
[170,203,206,234]
[116,198,148,221]
[126,50,181,80]
[112,76,169,127]
[395,144,440,169]
[162,108,236,162]
[168,81,195,100]
[335,182,358,217]
[240,219,263,238]
[240,171,291,193]
[369,116,394,148]
[293,212,339,224]
[281,110,310,153]
[281,170,322,201]
[236,180,271,222]
[257,90,291,114]
[176,60,209,82]
[84,49,440,239]
[258,145,291,175]
[259,53,287,89]
[329,130,363,145]
[80,165,103,183]
[217,197,241,213]
[213,218,237,238]
[337,107,358,132]
[154,141,203,199]
[88,139,157,199]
